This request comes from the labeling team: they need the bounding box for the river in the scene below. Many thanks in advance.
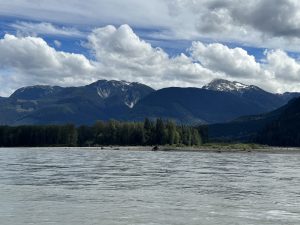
[0,147,299,225]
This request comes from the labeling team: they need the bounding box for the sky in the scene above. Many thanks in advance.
[1,0,300,96]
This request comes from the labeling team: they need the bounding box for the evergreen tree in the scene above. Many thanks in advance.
[166,120,176,145]
[155,118,165,145]
[144,118,154,145]
[191,129,202,146]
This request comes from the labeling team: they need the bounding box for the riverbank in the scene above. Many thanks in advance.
[88,144,300,154]
[2,144,300,153]
[161,146,300,153]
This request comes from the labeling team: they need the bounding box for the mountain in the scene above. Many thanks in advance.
[278,92,300,101]
[203,79,258,92]
[88,80,153,108]
[0,80,154,125]
[0,78,299,126]
[208,97,300,146]
[128,80,300,124]
[203,79,298,110]
[10,85,63,100]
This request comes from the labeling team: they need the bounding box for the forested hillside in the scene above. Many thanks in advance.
[256,97,300,146]
[208,97,300,147]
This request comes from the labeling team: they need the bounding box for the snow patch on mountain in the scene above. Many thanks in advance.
[97,87,111,98]
[125,101,135,108]
[124,94,140,108]
[92,80,154,108]
[203,79,257,92]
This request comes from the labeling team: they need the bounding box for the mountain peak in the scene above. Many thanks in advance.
[88,79,154,108]
[203,79,257,92]
[90,79,143,88]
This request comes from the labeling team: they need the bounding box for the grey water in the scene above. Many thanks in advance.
[0,148,300,225]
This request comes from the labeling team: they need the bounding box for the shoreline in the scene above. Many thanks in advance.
[87,145,300,154]
[159,146,300,154]
[82,145,300,153]
[3,145,300,154]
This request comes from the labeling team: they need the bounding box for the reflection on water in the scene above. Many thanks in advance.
[0,147,300,225]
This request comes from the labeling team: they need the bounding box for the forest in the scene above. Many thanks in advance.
[256,119,300,147]
[0,119,206,147]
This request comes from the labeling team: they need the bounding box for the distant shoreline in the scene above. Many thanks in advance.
[114,145,300,154]
[2,145,300,154]
[159,146,300,154]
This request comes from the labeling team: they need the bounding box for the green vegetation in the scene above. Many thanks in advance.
[253,97,300,147]
[0,124,78,147]
[78,119,203,147]
[202,143,264,151]
[207,97,300,147]
[256,118,300,147]
[0,119,204,147]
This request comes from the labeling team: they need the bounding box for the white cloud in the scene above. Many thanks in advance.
[1,24,300,97]
[0,26,215,96]
[86,24,215,87]
[263,50,300,92]
[265,50,300,81]
[188,41,300,93]
[190,42,262,78]
[88,25,168,64]
[11,22,84,37]
[0,34,96,95]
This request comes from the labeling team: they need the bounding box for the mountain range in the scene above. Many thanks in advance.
[0,79,299,126]
[0,80,154,125]
[129,79,298,124]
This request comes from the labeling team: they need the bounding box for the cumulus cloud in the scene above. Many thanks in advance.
[85,24,300,93]
[1,24,300,96]
[0,25,216,96]
[86,24,216,87]
[0,34,96,95]
[263,50,300,92]
[189,41,300,93]
[190,42,262,78]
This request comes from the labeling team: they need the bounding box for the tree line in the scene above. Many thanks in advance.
[0,119,206,147]
[0,124,78,147]
[256,119,300,147]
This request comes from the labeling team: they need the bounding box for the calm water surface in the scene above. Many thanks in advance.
[0,147,300,225]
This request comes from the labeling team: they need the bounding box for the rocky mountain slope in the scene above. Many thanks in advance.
[0,80,154,125]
